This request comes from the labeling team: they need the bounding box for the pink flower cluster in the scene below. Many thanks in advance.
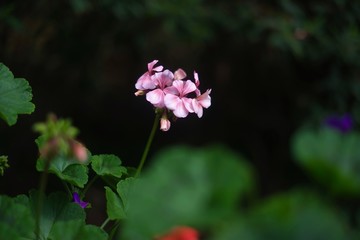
[135,60,211,131]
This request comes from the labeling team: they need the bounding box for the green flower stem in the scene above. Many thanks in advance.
[81,175,99,198]
[62,181,73,199]
[135,113,160,178]
[108,220,121,240]
[35,158,51,240]
[100,217,111,230]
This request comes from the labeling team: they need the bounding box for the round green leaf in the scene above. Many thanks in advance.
[36,155,89,188]
[0,63,35,126]
[91,154,127,178]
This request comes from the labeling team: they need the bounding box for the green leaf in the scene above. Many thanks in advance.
[105,177,136,220]
[105,186,126,220]
[122,145,255,240]
[212,190,350,240]
[36,155,89,188]
[0,195,34,239]
[105,177,137,220]
[245,190,349,240]
[91,154,127,178]
[0,155,10,176]
[292,127,360,196]
[28,190,85,239]
[49,220,108,240]
[0,63,35,126]
[117,177,136,212]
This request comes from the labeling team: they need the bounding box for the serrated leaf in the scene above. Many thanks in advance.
[0,195,34,239]
[91,154,127,178]
[28,190,85,239]
[0,63,35,126]
[49,220,108,240]
[36,155,88,188]
[105,186,126,220]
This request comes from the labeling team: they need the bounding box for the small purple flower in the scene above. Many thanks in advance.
[72,192,89,208]
[324,113,353,133]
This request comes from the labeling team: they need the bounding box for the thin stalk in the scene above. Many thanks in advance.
[135,113,160,178]
[35,158,51,239]
[108,220,121,240]
[81,175,99,198]
[62,181,73,199]
[100,217,111,230]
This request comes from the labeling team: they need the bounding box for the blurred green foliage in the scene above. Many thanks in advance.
[293,126,360,196]
[121,145,255,239]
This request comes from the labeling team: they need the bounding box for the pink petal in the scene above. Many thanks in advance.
[163,86,179,95]
[182,80,197,95]
[153,70,174,89]
[197,89,211,108]
[193,71,201,96]
[196,106,203,118]
[146,89,165,108]
[191,99,203,118]
[194,71,199,87]
[183,98,194,113]
[153,65,164,72]
[164,94,181,110]
[164,94,189,118]
[174,68,187,80]
[135,73,157,90]
[172,80,196,96]
[172,80,184,92]
[173,102,189,118]
[148,60,159,71]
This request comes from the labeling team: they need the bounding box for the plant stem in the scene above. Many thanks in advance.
[100,217,111,230]
[135,113,160,178]
[62,181,73,199]
[108,220,121,240]
[81,175,99,198]
[35,158,51,239]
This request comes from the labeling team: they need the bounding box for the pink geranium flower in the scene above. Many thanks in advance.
[134,60,212,131]
[135,60,164,91]
[146,70,174,108]
[164,80,197,118]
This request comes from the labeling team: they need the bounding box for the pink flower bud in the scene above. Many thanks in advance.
[71,140,88,162]
[135,90,145,96]
[40,137,60,160]
[160,116,171,131]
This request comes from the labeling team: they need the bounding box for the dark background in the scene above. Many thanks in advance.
[1,0,360,217]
